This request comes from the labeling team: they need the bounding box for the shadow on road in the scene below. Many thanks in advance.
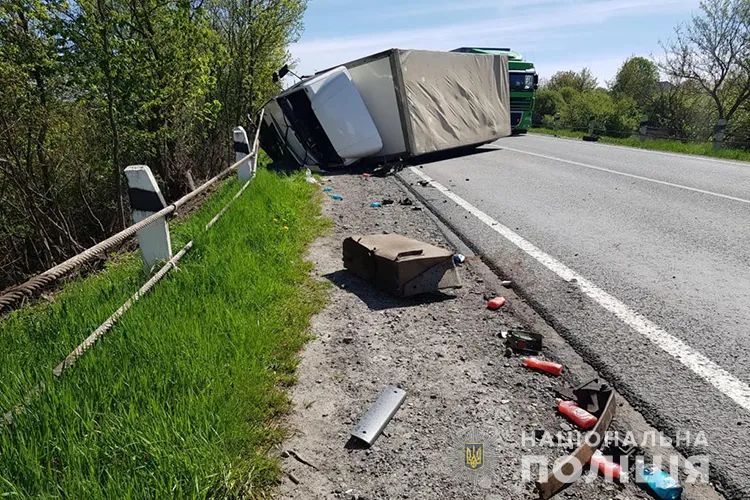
[322,269,457,311]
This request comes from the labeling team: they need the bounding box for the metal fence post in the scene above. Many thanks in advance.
[124,165,173,271]
[233,126,253,181]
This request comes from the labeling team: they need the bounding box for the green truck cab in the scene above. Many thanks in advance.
[451,47,538,134]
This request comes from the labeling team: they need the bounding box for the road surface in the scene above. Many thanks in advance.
[399,133,750,499]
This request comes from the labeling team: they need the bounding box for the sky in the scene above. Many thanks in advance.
[290,0,702,86]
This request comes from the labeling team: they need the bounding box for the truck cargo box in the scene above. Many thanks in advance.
[337,49,511,160]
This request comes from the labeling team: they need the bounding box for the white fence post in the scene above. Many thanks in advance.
[124,165,173,271]
[233,126,253,181]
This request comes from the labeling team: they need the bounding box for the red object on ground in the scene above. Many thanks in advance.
[557,399,598,430]
[486,296,506,310]
[522,357,564,376]
[590,450,623,480]
[361,173,371,178]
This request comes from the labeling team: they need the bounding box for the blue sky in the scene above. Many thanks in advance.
[290,0,702,86]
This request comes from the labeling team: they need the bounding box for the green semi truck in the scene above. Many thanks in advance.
[451,47,538,134]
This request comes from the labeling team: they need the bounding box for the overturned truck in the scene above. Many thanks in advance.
[260,49,511,168]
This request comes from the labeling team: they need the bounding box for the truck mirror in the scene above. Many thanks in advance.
[533,74,539,89]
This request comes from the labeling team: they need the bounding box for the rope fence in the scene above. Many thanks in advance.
[0,113,263,314]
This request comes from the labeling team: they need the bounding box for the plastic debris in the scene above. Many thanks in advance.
[381,199,394,205]
[330,194,344,201]
[417,180,430,187]
[361,172,372,178]
[399,198,413,206]
[452,254,465,264]
[370,201,382,208]
[557,399,598,430]
[486,296,506,310]
[638,467,683,500]
[304,168,318,184]
[322,187,333,192]
[590,450,623,480]
[522,357,563,376]
[501,280,513,287]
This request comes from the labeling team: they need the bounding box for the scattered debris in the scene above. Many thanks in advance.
[504,329,542,354]
[556,399,598,430]
[330,194,344,201]
[286,471,300,485]
[399,198,413,206]
[486,296,506,310]
[323,187,333,193]
[638,467,683,500]
[343,233,461,297]
[590,449,623,480]
[522,357,563,376]
[417,180,430,187]
[351,386,406,446]
[537,381,616,499]
[381,199,394,205]
[285,449,320,471]
[305,168,318,184]
[362,173,372,178]
[452,253,465,265]
[370,201,382,208]
[500,280,512,287]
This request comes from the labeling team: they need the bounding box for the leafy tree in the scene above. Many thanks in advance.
[546,68,598,92]
[611,56,660,110]
[661,0,750,131]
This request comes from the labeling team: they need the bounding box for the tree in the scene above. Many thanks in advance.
[661,0,750,135]
[611,56,660,110]
[546,68,598,92]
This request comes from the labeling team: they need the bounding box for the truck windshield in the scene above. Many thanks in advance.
[510,73,535,91]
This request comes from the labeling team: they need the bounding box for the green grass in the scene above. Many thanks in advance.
[0,166,329,498]
[529,127,750,163]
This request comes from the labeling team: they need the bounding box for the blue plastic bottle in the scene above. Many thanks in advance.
[638,467,682,500]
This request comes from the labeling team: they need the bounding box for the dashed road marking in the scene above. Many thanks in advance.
[409,166,750,413]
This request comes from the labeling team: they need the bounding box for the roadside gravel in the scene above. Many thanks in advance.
[276,172,692,500]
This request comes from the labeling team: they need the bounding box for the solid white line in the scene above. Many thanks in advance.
[526,132,750,168]
[409,166,750,414]
[499,145,750,205]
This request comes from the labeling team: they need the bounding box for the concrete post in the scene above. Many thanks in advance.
[124,165,172,271]
[233,126,253,181]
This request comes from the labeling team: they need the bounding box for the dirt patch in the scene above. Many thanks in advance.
[276,173,659,500]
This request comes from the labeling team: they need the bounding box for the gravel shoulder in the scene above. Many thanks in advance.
[276,172,723,500]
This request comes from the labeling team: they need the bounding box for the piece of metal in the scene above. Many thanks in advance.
[537,391,616,499]
[351,386,406,446]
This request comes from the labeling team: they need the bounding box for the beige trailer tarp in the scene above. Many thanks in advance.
[397,49,510,155]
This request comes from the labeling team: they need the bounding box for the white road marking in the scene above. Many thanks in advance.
[409,166,750,414]
[526,132,750,168]
[499,145,750,205]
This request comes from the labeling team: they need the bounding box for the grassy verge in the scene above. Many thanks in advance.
[529,127,750,163]
[0,166,329,498]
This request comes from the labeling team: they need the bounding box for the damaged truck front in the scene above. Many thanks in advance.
[261,49,512,169]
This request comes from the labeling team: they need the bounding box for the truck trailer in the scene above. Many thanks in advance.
[261,48,511,168]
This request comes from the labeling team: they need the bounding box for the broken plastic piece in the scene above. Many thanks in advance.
[452,254,465,264]
[557,399,598,430]
[323,187,333,192]
[522,357,563,376]
[351,386,406,446]
[362,172,371,178]
[590,450,623,480]
[487,296,506,310]
[370,201,382,208]
[330,194,344,201]
[638,467,683,500]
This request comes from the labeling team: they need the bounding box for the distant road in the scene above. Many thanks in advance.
[401,133,750,498]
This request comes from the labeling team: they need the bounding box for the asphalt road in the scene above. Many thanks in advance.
[399,133,750,499]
